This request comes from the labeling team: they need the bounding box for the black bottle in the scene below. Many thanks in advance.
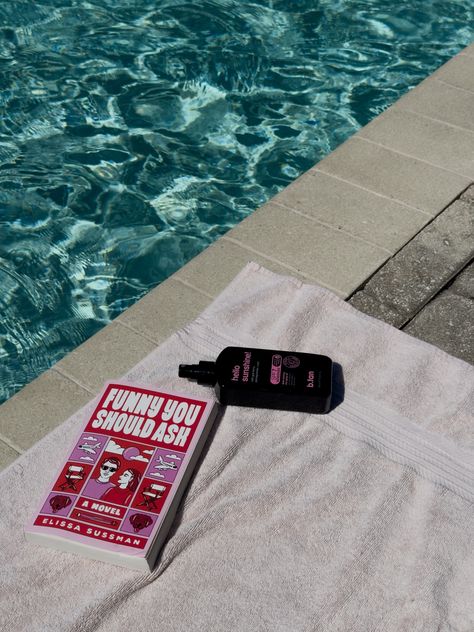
[179,346,333,414]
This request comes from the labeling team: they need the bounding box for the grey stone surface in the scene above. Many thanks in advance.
[54,320,157,393]
[175,238,307,297]
[393,78,474,132]
[461,185,474,204]
[117,276,212,341]
[0,439,21,470]
[226,201,390,295]
[450,260,474,298]
[347,291,402,327]
[461,42,474,57]
[402,191,473,365]
[358,108,474,179]
[432,53,474,92]
[0,370,92,451]
[314,137,470,215]
[271,169,430,252]
[403,293,473,364]
[349,196,474,327]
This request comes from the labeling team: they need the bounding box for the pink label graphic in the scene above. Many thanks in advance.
[271,354,282,384]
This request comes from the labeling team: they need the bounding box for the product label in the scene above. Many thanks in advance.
[242,351,252,382]
[227,348,330,395]
[230,350,261,384]
[270,354,282,384]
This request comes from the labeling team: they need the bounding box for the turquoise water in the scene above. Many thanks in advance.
[0,1,472,403]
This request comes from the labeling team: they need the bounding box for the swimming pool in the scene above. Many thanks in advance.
[0,0,472,403]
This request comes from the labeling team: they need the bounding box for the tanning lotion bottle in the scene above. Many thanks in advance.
[179,346,333,414]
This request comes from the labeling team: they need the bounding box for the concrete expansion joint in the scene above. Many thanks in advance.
[309,168,432,216]
[270,200,392,255]
[401,256,474,326]
[353,136,474,180]
[221,235,342,295]
[433,77,474,95]
[393,106,474,134]
[173,276,215,300]
[50,366,94,395]
[0,433,24,456]
[113,316,168,346]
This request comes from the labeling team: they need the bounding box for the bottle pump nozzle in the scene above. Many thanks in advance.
[178,361,217,386]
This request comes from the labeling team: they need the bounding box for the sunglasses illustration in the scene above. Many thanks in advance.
[100,465,118,472]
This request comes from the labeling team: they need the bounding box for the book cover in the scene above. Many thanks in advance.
[25,382,218,571]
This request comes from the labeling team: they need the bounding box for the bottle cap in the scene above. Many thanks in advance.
[178,361,217,386]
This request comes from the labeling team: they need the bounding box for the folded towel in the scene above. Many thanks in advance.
[1,262,473,632]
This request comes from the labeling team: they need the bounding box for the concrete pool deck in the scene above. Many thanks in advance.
[0,42,473,470]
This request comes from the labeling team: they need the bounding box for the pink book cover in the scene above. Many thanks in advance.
[25,382,218,569]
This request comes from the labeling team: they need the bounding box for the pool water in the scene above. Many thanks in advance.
[0,1,472,403]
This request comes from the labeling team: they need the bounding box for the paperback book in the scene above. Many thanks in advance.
[25,382,218,571]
